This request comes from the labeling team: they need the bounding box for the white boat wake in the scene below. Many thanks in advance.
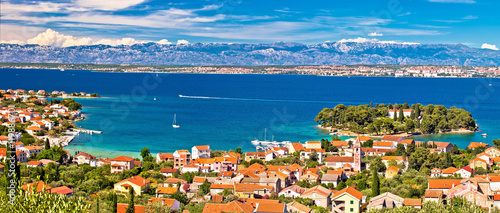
[178,94,341,104]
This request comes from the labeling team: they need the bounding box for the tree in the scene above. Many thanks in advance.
[371,170,380,197]
[396,144,406,156]
[96,195,100,213]
[45,138,50,150]
[108,192,118,213]
[235,147,242,154]
[362,139,373,148]
[199,179,211,195]
[405,119,415,133]
[398,108,405,122]
[393,109,397,121]
[249,159,264,166]
[308,150,319,162]
[140,147,151,159]
[125,187,135,213]
[493,139,500,148]
[369,157,386,172]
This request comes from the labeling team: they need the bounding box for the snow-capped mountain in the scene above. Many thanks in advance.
[1,41,499,66]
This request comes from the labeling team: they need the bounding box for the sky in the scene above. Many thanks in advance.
[0,0,498,50]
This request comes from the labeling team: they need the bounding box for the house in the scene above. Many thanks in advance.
[173,150,191,169]
[385,166,399,179]
[210,184,234,194]
[117,204,146,213]
[470,158,489,170]
[430,168,442,177]
[254,202,287,213]
[331,186,362,213]
[74,152,97,167]
[110,156,135,173]
[22,181,52,193]
[240,177,281,193]
[148,198,181,211]
[164,177,187,187]
[234,183,273,199]
[181,165,200,173]
[484,147,500,157]
[156,187,179,197]
[156,152,174,163]
[305,141,322,149]
[279,184,306,198]
[424,190,444,203]
[272,147,288,156]
[367,192,404,211]
[403,199,422,209]
[373,141,395,149]
[361,148,396,157]
[428,179,462,195]
[219,171,234,179]
[202,201,254,213]
[27,160,43,168]
[114,176,151,196]
[321,174,340,187]
[51,186,74,198]
[213,156,237,172]
[331,141,349,149]
[20,145,44,158]
[455,166,474,178]
[25,126,43,135]
[265,150,277,162]
[324,156,355,169]
[381,156,406,168]
[447,178,491,208]
[245,152,265,162]
[289,143,305,154]
[300,185,332,208]
[160,168,178,177]
[381,135,405,143]
[388,109,413,119]
[192,145,211,159]
[467,142,490,149]
[489,176,500,191]
[398,139,414,148]
[441,167,459,177]
[287,201,312,213]
[300,148,324,163]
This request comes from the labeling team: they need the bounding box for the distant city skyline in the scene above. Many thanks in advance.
[0,0,498,50]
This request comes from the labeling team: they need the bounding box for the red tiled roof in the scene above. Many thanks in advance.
[404,198,422,206]
[381,135,403,142]
[111,156,134,162]
[117,204,146,213]
[116,176,151,187]
[428,179,462,189]
[325,156,354,163]
[51,186,74,195]
[332,186,362,200]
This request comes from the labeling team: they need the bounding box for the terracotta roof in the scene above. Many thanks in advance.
[246,152,265,157]
[381,135,403,142]
[255,203,285,213]
[399,139,414,144]
[358,136,373,142]
[494,194,500,201]
[428,179,462,189]
[245,198,279,208]
[425,189,443,198]
[194,145,210,150]
[331,141,348,147]
[192,158,215,164]
[202,201,254,213]
[157,187,178,194]
[331,186,362,201]
[211,194,224,203]
[381,156,404,161]
[387,166,399,172]
[160,168,178,173]
[116,176,151,187]
[22,181,51,193]
[27,161,41,166]
[442,167,459,174]
[288,201,312,213]
[373,141,394,147]
[291,143,304,151]
[470,157,488,164]
[306,141,321,144]
[111,156,134,162]
[279,184,306,194]
[489,176,500,182]
[404,199,422,206]
[148,198,177,207]
[210,184,233,189]
[117,204,146,213]
[459,166,473,173]
[468,142,490,149]
[51,186,74,195]
[304,148,325,152]
[164,177,187,184]
[214,156,237,164]
[158,153,174,160]
[325,156,354,163]
[302,185,332,198]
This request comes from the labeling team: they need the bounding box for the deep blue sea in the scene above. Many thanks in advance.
[2,68,500,158]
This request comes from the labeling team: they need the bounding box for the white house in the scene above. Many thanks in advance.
[388,109,413,119]
[454,166,474,178]
[192,145,211,159]
[278,185,305,198]
[300,148,324,163]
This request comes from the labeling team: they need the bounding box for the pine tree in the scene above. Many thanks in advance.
[371,170,380,197]
[410,110,415,120]
[125,187,135,213]
[45,138,50,150]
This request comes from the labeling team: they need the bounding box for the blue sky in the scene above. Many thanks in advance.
[0,0,498,49]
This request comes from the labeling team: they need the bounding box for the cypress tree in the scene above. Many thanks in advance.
[372,170,380,196]
[410,110,415,120]
[398,108,404,122]
[111,193,118,213]
[125,187,135,213]
[415,105,421,119]
[45,138,50,150]
[393,109,397,121]
[96,196,100,213]
[370,101,373,108]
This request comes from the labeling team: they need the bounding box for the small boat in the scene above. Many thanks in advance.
[251,139,260,145]
[60,68,65,71]
[482,133,488,137]
[154,96,156,101]
[172,114,180,128]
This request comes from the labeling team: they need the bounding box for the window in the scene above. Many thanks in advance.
[350,208,353,212]
[350,200,354,204]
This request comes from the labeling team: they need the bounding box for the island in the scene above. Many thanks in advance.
[315,102,477,136]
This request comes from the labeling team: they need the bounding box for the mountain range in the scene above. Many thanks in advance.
[1,42,499,66]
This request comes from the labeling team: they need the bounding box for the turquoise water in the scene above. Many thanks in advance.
[2,68,500,158]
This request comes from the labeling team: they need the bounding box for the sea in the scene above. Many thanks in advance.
[2,68,500,158]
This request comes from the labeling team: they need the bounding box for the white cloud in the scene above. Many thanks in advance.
[1,29,188,47]
[157,39,172,45]
[368,32,383,37]
[75,0,145,11]
[481,43,498,51]
[428,0,476,3]
[338,37,420,45]
[462,15,478,20]
[27,29,93,47]
[177,40,190,45]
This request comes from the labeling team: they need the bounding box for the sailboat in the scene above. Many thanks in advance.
[172,114,180,128]
[154,96,157,101]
